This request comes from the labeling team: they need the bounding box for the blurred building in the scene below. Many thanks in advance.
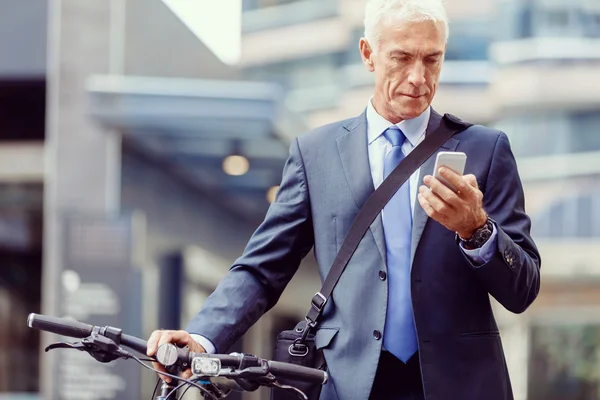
[0,0,599,399]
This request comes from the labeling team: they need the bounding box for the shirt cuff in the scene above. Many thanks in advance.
[460,222,498,266]
[189,334,216,354]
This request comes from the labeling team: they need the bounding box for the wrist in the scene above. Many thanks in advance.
[458,211,488,239]
[457,217,493,250]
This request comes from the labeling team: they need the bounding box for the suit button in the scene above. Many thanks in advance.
[373,330,382,340]
[504,249,515,268]
[379,270,387,281]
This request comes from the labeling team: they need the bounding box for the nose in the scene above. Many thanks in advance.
[407,61,426,87]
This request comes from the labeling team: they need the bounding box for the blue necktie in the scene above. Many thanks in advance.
[381,126,418,363]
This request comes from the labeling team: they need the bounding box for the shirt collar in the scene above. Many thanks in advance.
[366,98,431,147]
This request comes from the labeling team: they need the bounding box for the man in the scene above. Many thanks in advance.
[147,0,541,399]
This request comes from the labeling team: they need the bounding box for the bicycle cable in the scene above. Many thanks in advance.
[179,383,193,399]
[130,355,218,400]
[164,382,187,400]
[151,377,161,400]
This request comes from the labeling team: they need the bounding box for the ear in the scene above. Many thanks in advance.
[359,38,375,72]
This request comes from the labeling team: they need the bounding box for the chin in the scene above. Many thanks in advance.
[394,100,427,120]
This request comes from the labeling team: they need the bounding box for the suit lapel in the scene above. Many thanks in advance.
[410,110,460,266]
[336,112,387,262]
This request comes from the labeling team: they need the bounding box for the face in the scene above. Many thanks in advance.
[360,18,446,123]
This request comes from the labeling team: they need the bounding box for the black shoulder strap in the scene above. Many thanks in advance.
[304,113,472,327]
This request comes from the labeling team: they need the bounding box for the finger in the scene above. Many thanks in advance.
[419,185,453,216]
[418,193,436,218]
[152,361,171,383]
[157,330,192,350]
[464,174,478,189]
[423,175,460,205]
[439,167,471,194]
[181,369,193,380]
[147,330,163,356]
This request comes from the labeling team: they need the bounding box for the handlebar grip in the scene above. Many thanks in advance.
[27,313,93,338]
[121,334,148,355]
[268,361,328,385]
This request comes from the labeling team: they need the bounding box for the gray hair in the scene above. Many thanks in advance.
[364,0,449,54]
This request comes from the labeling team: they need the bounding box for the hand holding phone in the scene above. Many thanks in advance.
[432,151,467,192]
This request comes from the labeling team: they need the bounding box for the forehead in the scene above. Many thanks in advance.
[378,19,446,54]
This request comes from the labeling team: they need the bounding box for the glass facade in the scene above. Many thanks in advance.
[497,0,600,40]
[532,190,600,238]
[495,112,600,158]
[446,19,491,61]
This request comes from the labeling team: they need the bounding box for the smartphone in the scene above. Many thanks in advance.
[432,151,467,193]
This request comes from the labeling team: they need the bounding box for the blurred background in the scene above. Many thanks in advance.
[0,0,599,399]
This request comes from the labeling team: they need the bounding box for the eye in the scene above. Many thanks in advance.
[425,57,440,64]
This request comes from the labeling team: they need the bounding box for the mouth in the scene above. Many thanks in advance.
[400,93,424,99]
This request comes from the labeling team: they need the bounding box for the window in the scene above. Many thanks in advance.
[582,10,600,37]
[445,19,491,61]
[345,27,364,65]
[569,112,600,153]
[496,0,600,39]
[495,112,600,158]
[496,1,533,40]
[533,5,581,38]
[531,191,600,239]
[577,195,593,237]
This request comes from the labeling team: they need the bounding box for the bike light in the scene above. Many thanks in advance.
[191,357,221,377]
[156,343,178,367]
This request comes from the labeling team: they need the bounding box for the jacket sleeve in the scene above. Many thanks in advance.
[185,137,314,352]
[465,132,541,314]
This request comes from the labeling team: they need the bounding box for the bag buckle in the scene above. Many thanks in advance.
[288,342,309,357]
[310,292,327,315]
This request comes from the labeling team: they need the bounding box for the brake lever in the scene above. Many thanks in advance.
[45,341,87,352]
[45,334,131,363]
[269,381,309,400]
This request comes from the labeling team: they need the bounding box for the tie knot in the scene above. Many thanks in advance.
[384,126,406,147]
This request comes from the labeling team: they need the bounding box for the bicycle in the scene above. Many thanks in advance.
[27,313,328,400]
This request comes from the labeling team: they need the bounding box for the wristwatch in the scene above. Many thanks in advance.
[457,218,494,249]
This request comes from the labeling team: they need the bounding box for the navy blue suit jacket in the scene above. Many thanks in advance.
[187,109,541,400]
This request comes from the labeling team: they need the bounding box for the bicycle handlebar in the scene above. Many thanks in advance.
[28,313,328,386]
[268,360,327,385]
[27,313,148,355]
[189,353,327,385]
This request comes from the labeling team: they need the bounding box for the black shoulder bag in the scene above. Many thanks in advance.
[271,114,472,400]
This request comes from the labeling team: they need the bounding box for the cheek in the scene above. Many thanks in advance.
[380,71,398,96]
[427,69,441,92]
[385,68,405,91]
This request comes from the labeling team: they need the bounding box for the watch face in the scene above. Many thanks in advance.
[469,220,492,248]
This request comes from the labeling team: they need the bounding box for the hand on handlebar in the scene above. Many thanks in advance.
[147,330,206,382]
